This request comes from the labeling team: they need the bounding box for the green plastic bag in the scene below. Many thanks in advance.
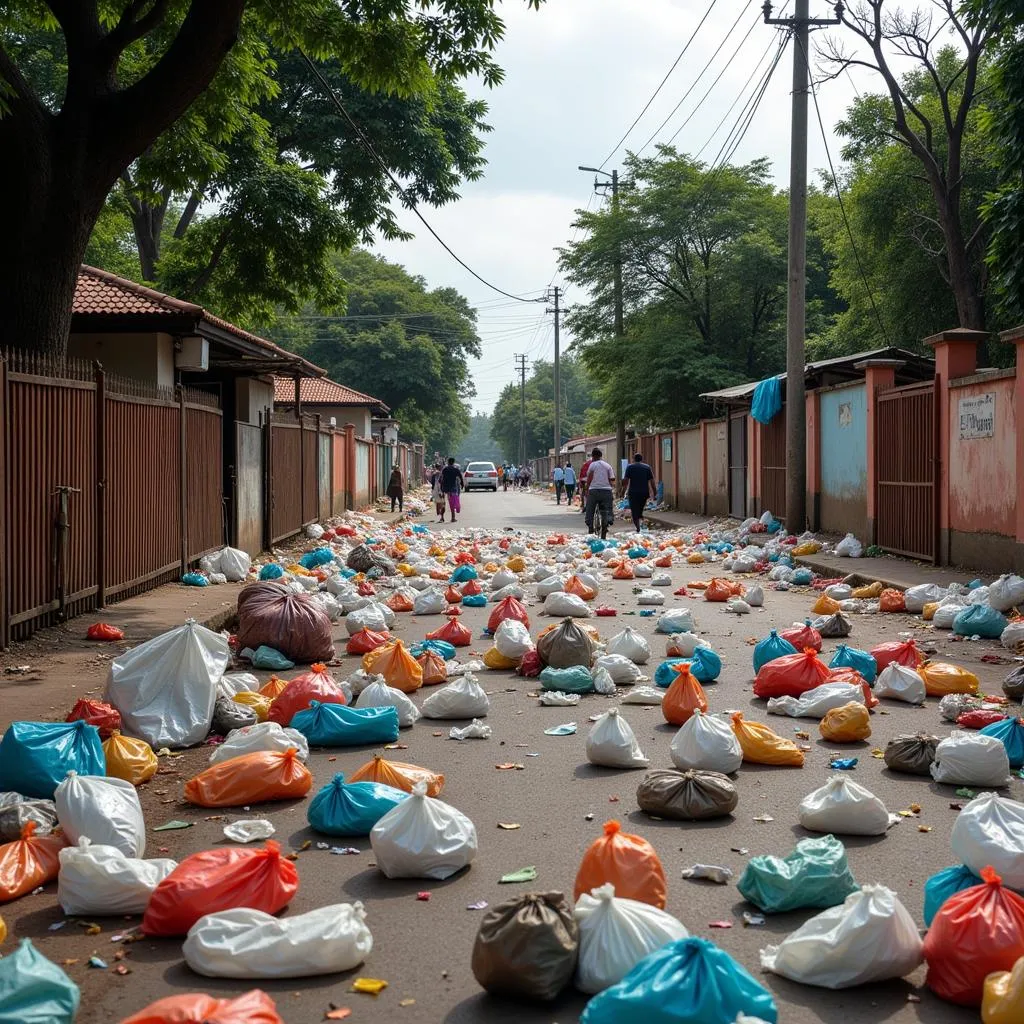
[250,645,295,671]
[737,835,858,913]
[0,940,80,1023]
[539,665,594,694]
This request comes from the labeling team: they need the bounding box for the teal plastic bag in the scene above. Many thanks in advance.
[654,658,687,688]
[411,640,456,661]
[291,700,399,746]
[0,720,105,799]
[181,571,208,587]
[753,630,797,673]
[307,772,408,836]
[259,563,284,580]
[923,864,982,927]
[450,565,479,583]
[0,940,80,1024]
[737,835,858,913]
[627,546,649,559]
[462,594,487,608]
[953,603,1008,639]
[791,567,813,586]
[980,715,1024,767]
[250,645,295,671]
[299,547,335,569]
[581,937,777,1024]
[539,665,594,694]
[828,644,877,683]
[751,377,782,425]
[689,646,721,683]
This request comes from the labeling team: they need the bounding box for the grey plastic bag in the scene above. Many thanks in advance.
[636,768,738,820]
[1003,664,1024,704]
[346,544,396,576]
[884,732,939,775]
[536,618,594,669]
[0,793,59,841]
[817,612,852,638]
[212,695,258,735]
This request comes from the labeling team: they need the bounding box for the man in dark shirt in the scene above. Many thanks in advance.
[621,452,657,533]
[440,457,464,523]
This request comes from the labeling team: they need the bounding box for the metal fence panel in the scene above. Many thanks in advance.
[185,404,224,558]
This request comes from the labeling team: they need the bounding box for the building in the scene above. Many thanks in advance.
[272,377,389,439]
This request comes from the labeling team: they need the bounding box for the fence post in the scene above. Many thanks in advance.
[699,421,709,515]
[0,357,7,649]
[328,423,335,518]
[95,363,107,608]
[854,358,902,545]
[314,414,322,523]
[805,389,820,531]
[344,423,356,509]
[263,410,274,551]
[1001,325,1024,571]
[178,385,188,574]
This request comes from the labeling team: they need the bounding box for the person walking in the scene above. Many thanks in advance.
[563,462,577,506]
[386,465,404,514]
[552,463,565,504]
[578,454,593,514]
[621,452,657,533]
[584,447,615,536]
[440,456,464,523]
[429,463,446,522]
[502,464,510,492]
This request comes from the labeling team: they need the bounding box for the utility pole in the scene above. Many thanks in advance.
[514,353,528,467]
[546,286,561,463]
[762,1,843,533]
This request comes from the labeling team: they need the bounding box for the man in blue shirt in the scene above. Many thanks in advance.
[563,463,577,506]
[552,463,565,504]
[621,453,657,533]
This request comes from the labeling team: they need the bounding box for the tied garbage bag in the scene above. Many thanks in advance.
[54,771,145,857]
[64,698,121,739]
[0,939,80,1024]
[980,715,1024,768]
[828,644,876,684]
[760,885,922,988]
[494,619,534,661]
[354,680,420,728]
[142,841,298,937]
[565,575,598,601]
[870,638,923,672]
[349,755,444,796]
[518,649,543,677]
[235,582,334,663]
[540,665,595,694]
[753,648,830,700]
[0,720,105,799]
[586,710,649,769]
[574,883,688,994]
[636,768,737,821]
[370,780,477,880]
[780,620,822,652]
[102,731,158,786]
[960,709,1008,729]
[655,608,695,635]
[665,632,708,658]
[654,658,687,687]
[307,773,408,836]
[924,864,983,927]
[0,796,57,843]
[688,645,722,684]
[884,732,939,775]
[427,617,472,647]
[184,748,313,807]
[879,588,906,612]
[594,654,642,685]
[929,732,1011,787]
[982,956,1024,1024]
[544,592,591,617]
[232,691,271,723]
[738,835,858,913]
[662,666,708,726]
[212,695,258,734]
[346,628,391,656]
[580,936,778,1024]
[183,902,372,979]
[920,661,979,697]
[766,682,867,720]
[363,641,423,693]
[421,674,491,718]
[0,822,65,902]
[812,594,841,616]
[268,663,347,726]
[471,892,579,1002]
[923,866,1024,1006]
[417,649,448,686]
[483,646,519,670]
[798,776,891,836]
[210,722,309,766]
[954,604,1008,639]
[574,821,667,909]
[753,631,797,673]
[951,791,1024,891]
[291,701,400,747]
[819,701,871,742]
[607,627,651,664]
[731,713,804,766]
[874,663,926,704]
[57,837,175,915]
[538,617,594,668]
[488,595,531,633]
[905,582,947,613]
[989,573,1024,613]
[670,709,743,775]
[816,612,853,638]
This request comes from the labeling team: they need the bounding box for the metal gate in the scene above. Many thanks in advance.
[759,410,787,520]
[728,413,747,519]
[875,380,938,562]
[235,422,264,555]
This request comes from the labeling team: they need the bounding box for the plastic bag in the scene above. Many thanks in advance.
[0,939,79,1023]
[471,891,579,1001]
[427,616,472,647]
[852,580,883,599]
[934,603,967,629]
[86,622,124,642]
[665,631,707,658]
[231,690,271,723]
[268,664,347,726]
[494,619,534,661]
[349,755,444,796]
[0,822,65,902]
[0,796,58,842]
[688,645,722,683]
[980,714,1024,767]
[620,686,664,705]
[586,710,648,769]
[960,709,1008,729]
[704,578,735,602]
[955,603,1009,639]
[798,776,890,835]
[951,791,1024,891]
[738,835,858,913]
[828,644,876,683]
[574,883,688,995]
[574,821,666,908]
[57,837,175,915]
[662,666,708,726]
[606,627,651,664]
[291,701,400,747]
[346,628,391,655]
[185,748,313,806]
[594,654,642,685]
[308,773,408,836]
[819,701,871,742]
[142,841,298,937]
[780,620,822,652]
[236,582,334,662]
[884,732,938,775]
[97,731,155,787]
[538,617,594,668]
[904,583,946,612]
[64,698,120,739]
[867,639,921,673]
[580,936,778,1024]
[121,990,283,1024]
[923,866,1024,1006]
[483,645,519,670]
[924,864,983,926]
[920,661,979,697]
[655,608,695,635]
[488,595,531,633]
[874,663,926,704]
[761,885,921,988]
[813,594,841,616]
[816,611,853,638]
[212,695,258,734]
[370,779,477,880]
[752,630,797,673]
[982,955,1024,1023]
[670,709,743,774]
[354,680,419,728]
[421,674,491,718]
[636,768,737,820]
[989,573,1024,612]
[731,712,804,766]
[183,902,372,979]
[540,665,594,694]
[1002,621,1024,653]
[209,722,309,765]
[54,771,145,856]
[366,641,424,693]
[879,588,906,612]
[248,645,294,671]
[0,720,105,800]
[417,649,448,686]
[766,682,866,720]
[753,648,830,700]
[544,591,592,617]
[345,604,389,636]
[930,732,1011,787]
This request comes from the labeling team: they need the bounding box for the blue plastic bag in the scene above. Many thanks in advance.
[654,658,687,688]
[587,539,607,553]
[307,772,408,836]
[0,940,80,1024]
[291,701,400,746]
[181,572,208,587]
[249,645,295,671]
[411,639,457,661]
[450,565,479,583]
[0,720,105,799]
[299,547,335,569]
[828,644,877,683]
[462,594,487,608]
[737,835,858,913]
[980,715,1024,767]
[791,567,814,586]
[923,864,982,927]
[539,665,594,693]
[259,563,285,581]
[627,546,649,559]
[581,936,777,1024]
[953,603,1008,639]
[750,376,783,426]
[753,630,797,673]
[689,646,721,683]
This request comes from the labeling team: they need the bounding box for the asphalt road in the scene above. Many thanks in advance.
[17,487,1020,1023]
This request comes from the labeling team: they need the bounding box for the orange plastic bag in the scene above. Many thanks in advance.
[654,554,673,568]
[0,821,66,902]
[427,617,472,647]
[386,590,414,613]
[920,661,980,697]
[444,585,463,605]
[923,866,1024,1006]
[506,556,528,573]
[268,664,347,726]
[233,691,271,722]
[366,640,423,692]
[487,595,531,633]
[349,755,444,796]
[879,588,906,612]
[258,675,289,699]
[87,621,125,642]
[564,575,598,601]
[483,646,519,670]
[819,701,871,742]
[780,620,822,652]
[119,989,284,1024]
[662,665,708,726]
[812,594,841,616]
[347,628,391,655]
[184,748,312,807]
[573,821,667,909]
[870,638,923,671]
[982,955,1024,1024]
[362,640,396,673]
[753,647,830,699]
[103,730,158,786]
[417,649,448,686]
[613,561,635,581]
[731,712,805,766]
[142,841,299,937]
[687,552,705,564]
[65,697,122,738]
[704,578,734,602]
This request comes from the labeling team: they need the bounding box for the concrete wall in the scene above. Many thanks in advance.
[705,418,728,516]
[676,427,702,512]
[276,403,373,437]
[819,382,867,536]
[235,377,274,426]
[68,331,175,388]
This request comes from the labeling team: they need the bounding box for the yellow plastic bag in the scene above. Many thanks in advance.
[730,712,804,767]
[983,956,1024,1024]
[687,552,705,564]
[812,594,841,615]
[233,691,271,722]
[483,646,519,670]
[792,541,821,556]
[0,914,6,944]
[362,639,397,673]
[285,563,312,576]
[852,580,883,599]
[103,730,158,786]
[484,562,500,574]
[922,601,939,621]
[920,661,979,697]
[506,556,528,573]
[819,701,871,742]
[397,562,417,577]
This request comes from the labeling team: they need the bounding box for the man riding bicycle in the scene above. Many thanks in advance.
[584,447,615,537]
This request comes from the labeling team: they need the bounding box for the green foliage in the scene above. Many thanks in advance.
[459,413,505,465]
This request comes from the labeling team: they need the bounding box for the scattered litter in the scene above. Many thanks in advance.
[416,891,431,901]
[329,847,361,855]
[495,762,525,770]
[680,864,733,884]
[325,1010,352,1021]
[955,787,976,798]
[449,719,492,741]
[350,978,388,996]
[152,819,192,831]
[731,847,749,855]
[708,920,733,929]
[48,921,66,931]
[497,822,520,830]
[467,900,488,910]
[88,956,108,969]
[753,814,774,823]
[399,999,416,1007]
[829,757,859,770]
[742,912,766,927]
[223,819,275,843]
[543,722,577,735]
[500,866,538,884]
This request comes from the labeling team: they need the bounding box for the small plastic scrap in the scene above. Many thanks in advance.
[708,920,733,929]
[416,891,431,901]
[500,866,538,884]
[350,978,388,996]
[222,819,275,843]
[467,900,488,910]
[544,722,577,736]
[829,757,858,770]
[743,912,766,927]
[152,819,192,831]
[680,864,734,884]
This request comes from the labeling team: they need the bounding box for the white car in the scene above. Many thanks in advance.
[464,461,498,491]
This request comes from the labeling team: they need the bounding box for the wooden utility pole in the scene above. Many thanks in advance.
[515,353,528,466]
[547,286,561,461]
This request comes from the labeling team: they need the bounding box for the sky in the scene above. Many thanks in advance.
[374,0,879,414]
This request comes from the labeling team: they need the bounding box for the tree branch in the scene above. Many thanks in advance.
[186,221,233,296]
[174,190,203,238]
[103,0,171,61]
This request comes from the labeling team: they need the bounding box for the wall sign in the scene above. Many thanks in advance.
[662,436,673,462]
[958,393,995,439]
[838,402,852,428]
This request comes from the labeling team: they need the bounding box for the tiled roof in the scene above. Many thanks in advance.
[274,376,389,412]
[74,266,201,317]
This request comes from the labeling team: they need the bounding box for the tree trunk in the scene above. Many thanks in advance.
[129,200,167,282]
[935,187,989,363]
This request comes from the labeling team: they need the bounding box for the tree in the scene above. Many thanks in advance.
[0,0,539,356]
[459,412,505,465]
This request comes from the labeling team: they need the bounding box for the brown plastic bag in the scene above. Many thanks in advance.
[662,665,708,726]
[417,649,448,686]
[879,588,906,612]
[235,582,334,662]
[364,640,423,693]
[537,617,594,669]
[573,820,666,908]
[184,748,312,807]
[103,730,158,786]
[471,891,579,1001]
[884,732,938,775]
[0,821,66,902]
[920,661,980,697]
[635,768,738,820]
[819,701,871,742]
[349,755,444,796]
[731,712,804,766]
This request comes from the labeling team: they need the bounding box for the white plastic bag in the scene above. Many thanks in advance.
[370,780,477,880]
[219,547,252,582]
[536,575,567,599]
[766,682,866,719]
[184,903,372,978]
[903,583,946,613]
[727,598,751,615]
[760,885,921,987]
[490,583,526,603]
[619,686,664,705]
[635,588,665,606]
[745,585,764,607]
[929,732,1011,787]
[835,533,863,558]
[306,523,325,540]
[490,568,517,591]
[355,680,420,728]
[797,776,892,836]
[217,672,260,698]
[539,691,581,707]
[57,838,176,915]
[574,883,688,994]
[650,572,672,587]
[874,663,926,705]
[586,710,648,769]
[494,620,534,661]
[665,632,707,658]
[544,591,591,617]
[421,674,491,719]
[607,627,651,665]
[632,562,653,579]
[656,608,694,634]
[950,790,1024,890]
[105,619,228,748]
[345,604,389,636]
[313,591,342,622]
[1001,621,1024,652]
[932,603,966,629]
[989,573,1024,613]
[594,655,642,685]
[449,719,492,741]
[413,588,447,616]
[209,721,309,765]
[54,772,146,857]
[825,583,853,600]
[669,710,742,775]
[592,666,617,695]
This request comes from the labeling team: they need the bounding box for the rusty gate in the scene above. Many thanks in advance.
[875,379,939,562]
[759,409,787,521]
[727,412,747,519]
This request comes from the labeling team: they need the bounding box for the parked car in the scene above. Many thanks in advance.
[464,461,499,491]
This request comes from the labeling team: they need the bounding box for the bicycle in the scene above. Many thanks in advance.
[592,497,611,540]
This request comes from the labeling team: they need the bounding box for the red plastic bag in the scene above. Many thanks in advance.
[0,821,66,902]
[595,607,618,617]
[870,638,923,671]
[573,821,667,909]
[445,605,463,616]
[119,989,283,1024]
[385,591,414,613]
[780,621,822,652]
[461,580,483,597]
[444,586,463,605]
[517,649,543,677]
[454,551,476,565]
[356,581,376,597]
[87,622,124,642]
[268,664,346,726]
[142,841,299,937]
[235,582,335,663]
[824,669,879,708]
[753,647,830,699]
[487,595,531,633]
[346,628,391,655]
[879,588,906,612]
[65,697,122,739]
[924,866,1024,1006]
[427,616,472,647]
[957,709,1008,729]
